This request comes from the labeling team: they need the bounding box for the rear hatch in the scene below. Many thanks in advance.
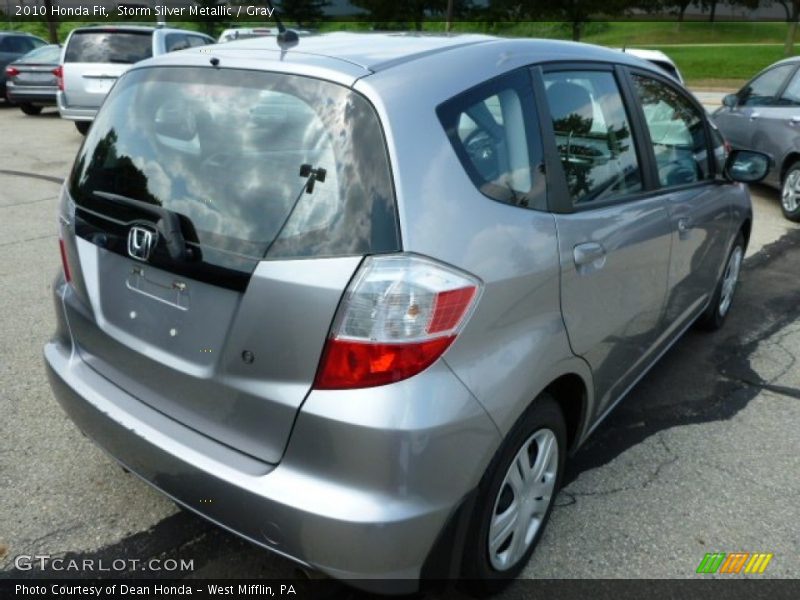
[60,65,400,463]
[62,29,153,109]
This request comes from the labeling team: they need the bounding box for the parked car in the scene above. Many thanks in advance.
[5,44,61,115]
[617,48,684,84]
[0,32,47,102]
[45,33,767,593]
[713,57,800,222]
[57,26,215,135]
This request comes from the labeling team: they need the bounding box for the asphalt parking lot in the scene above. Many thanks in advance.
[0,99,798,590]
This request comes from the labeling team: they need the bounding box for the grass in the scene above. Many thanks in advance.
[642,44,799,87]
[5,19,799,88]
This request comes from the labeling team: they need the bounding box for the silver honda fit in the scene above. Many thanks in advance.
[45,32,767,592]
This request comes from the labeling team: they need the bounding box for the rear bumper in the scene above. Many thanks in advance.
[44,281,500,590]
[57,91,97,121]
[7,83,57,105]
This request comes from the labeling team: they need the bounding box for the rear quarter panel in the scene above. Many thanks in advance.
[355,65,595,444]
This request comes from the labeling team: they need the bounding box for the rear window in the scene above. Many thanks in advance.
[68,66,399,276]
[65,31,152,64]
[19,44,60,63]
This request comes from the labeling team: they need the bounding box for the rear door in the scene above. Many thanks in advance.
[59,65,400,464]
[62,29,152,110]
[627,69,732,333]
[538,65,672,417]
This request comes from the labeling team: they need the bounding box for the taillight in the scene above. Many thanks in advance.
[59,238,72,283]
[53,66,63,91]
[5,66,19,78]
[314,255,482,390]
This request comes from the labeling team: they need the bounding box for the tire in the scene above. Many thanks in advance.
[697,232,745,331]
[19,103,42,116]
[75,121,91,135]
[461,394,566,594]
[780,161,800,222]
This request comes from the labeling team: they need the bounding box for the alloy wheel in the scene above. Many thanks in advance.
[782,169,800,213]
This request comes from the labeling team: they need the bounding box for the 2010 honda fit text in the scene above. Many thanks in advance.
[45,33,768,592]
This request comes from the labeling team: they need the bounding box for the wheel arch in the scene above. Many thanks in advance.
[780,152,800,184]
[542,372,590,455]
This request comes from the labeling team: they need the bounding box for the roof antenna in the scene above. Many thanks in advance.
[266,0,299,47]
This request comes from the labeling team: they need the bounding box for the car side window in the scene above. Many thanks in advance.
[779,68,800,105]
[187,36,211,48]
[632,74,712,187]
[165,34,190,53]
[0,37,29,53]
[738,64,795,107]
[437,69,545,210]
[542,70,642,206]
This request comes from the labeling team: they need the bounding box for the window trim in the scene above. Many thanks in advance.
[435,67,548,212]
[623,66,719,195]
[535,61,652,213]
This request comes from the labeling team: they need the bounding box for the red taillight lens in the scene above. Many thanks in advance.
[59,238,72,282]
[5,66,19,78]
[53,66,63,91]
[315,338,455,389]
[314,255,482,390]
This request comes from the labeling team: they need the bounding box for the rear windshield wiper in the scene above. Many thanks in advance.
[93,191,189,261]
[262,164,326,257]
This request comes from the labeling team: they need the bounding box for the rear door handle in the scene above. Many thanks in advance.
[678,217,693,233]
[573,242,606,272]
[749,112,760,121]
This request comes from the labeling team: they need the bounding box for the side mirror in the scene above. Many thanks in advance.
[724,149,770,183]
[722,93,738,108]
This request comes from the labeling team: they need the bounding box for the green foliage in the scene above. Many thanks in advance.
[279,0,330,26]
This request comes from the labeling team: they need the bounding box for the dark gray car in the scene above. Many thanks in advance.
[713,57,800,221]
[45,33,768,592]
[0,32,47,100]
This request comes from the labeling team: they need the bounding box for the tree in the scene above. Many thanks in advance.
[540,0,631,41]
[783,0,800,55]
[41,0,58,43]
[350,0,425,29]
[653,0,697,22]
[192,1,228,35]
[278,0,330,26]
[700,0,723,21]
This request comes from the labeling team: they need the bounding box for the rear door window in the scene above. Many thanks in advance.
[65,31,153,64]
[68,67,399,286]
[437,69,546,210]
[542,70,643,206]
